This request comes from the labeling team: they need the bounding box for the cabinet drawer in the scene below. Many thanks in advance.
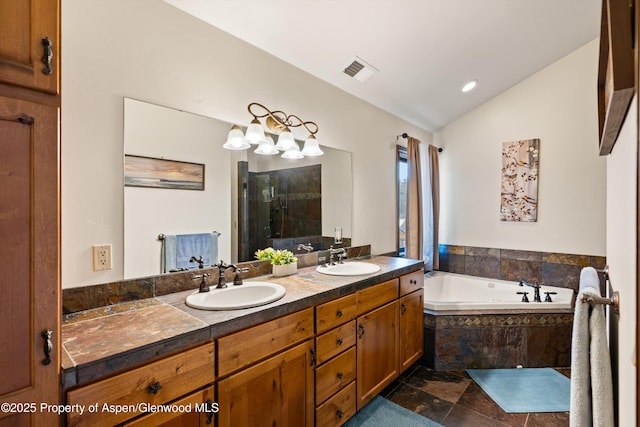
[124,386,215,426]
[315,381,356,427]
[316,320,356,365]
[400,270,424,296]
[218,307,314,376]
[315,347,356,404]
[316,293,356,334]
[67,342,215,427]
[356,279,398,316]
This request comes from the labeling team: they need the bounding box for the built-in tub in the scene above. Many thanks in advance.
[422,272,575,370]
[424,271,574,312]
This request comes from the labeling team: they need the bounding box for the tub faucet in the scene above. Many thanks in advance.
[518,279,542,302]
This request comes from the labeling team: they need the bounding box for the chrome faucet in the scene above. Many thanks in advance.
[518,279,542,302]
[297,243,314,253]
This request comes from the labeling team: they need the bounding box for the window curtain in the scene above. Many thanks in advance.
[405,137,423,261]
[406,139,440,270]
[423,144,440,270]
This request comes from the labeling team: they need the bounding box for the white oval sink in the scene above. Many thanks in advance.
[185,281,286,310]
[316,261,381,276]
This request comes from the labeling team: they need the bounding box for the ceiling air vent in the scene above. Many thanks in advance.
[343,56,378,82]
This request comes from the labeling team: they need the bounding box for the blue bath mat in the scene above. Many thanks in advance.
[344,396,443,426]
[466,368,570,413]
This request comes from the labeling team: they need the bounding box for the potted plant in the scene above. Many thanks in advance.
[255,247,298,277]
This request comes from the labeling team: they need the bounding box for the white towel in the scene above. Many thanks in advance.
[570,267,614,427]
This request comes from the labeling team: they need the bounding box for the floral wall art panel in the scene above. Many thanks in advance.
[500,139,539,222]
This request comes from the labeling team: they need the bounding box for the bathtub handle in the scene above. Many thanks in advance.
[358,324,365,339]
[400,303,407,315]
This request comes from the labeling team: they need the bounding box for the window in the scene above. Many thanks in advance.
[397,146,408,257]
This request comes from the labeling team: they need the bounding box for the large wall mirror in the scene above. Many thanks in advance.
[123,98,352,279]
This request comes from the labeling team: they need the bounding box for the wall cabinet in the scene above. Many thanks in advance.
[0,2,60,424]
[0,0,59,94]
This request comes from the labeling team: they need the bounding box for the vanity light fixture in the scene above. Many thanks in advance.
[461,79,478,93]
[223,102,323,157]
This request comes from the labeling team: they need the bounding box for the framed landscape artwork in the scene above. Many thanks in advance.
[124,155,205,190]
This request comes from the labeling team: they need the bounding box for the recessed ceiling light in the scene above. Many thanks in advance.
[462,80,478,92]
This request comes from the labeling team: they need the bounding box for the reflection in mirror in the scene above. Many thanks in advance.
[123,98,353,279]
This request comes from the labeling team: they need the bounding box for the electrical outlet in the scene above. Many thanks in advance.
[92,244,112,271]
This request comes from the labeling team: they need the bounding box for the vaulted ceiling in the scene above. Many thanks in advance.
[166,0,601,132]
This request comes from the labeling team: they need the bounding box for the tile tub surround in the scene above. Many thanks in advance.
[438,245,606,294]
[423,311,573,371]
[63,244,370,314]
[61,254,422,387]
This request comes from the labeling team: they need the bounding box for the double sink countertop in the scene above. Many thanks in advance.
[61,256,423,388]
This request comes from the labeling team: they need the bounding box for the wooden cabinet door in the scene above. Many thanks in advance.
[218,340,315,427]
[0,0,59,93]
[356,301,399,409]
[0,97,60,426]
[399,289,424,373]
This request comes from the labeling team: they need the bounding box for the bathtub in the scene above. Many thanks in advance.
[422,272,575,370]
[423,272,574,311]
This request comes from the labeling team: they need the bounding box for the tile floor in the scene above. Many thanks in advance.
[381,363,571,427]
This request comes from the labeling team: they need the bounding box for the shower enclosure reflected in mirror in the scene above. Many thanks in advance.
[123,98,352,278]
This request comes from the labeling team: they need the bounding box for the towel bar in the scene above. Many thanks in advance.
[579,291,620,316]
[158,231,221,241]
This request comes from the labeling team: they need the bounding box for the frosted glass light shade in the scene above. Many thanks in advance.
[281,142,303,159]
[223,125,250,150]
[254,135,278,155]
[245,118,265,144]
[274,128,295,151]
[300,135,323,156]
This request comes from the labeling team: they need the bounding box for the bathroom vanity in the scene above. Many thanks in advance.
[62,256,423,426]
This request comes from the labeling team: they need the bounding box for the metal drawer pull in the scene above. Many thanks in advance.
[401,303,407,315]
[337,338,343,346]
[148,381,162,394]
[336,310,343,318]
[336,409,343,419]
[410,279,417,285]
[41,37,53,75]
[336,372,344,379]
[358,324,365,338]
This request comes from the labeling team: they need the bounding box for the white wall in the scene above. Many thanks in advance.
[123,99,231,279]
[434,39,606,256]
[606,96,637,426]
[61,0,431,288]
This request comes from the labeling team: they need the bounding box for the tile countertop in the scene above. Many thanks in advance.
[61,255,423,388]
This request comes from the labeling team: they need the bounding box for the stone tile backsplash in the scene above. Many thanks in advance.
[63,244,371,314]
[438,244,606,293]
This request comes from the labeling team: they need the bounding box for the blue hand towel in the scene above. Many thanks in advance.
[176,233,213,269]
